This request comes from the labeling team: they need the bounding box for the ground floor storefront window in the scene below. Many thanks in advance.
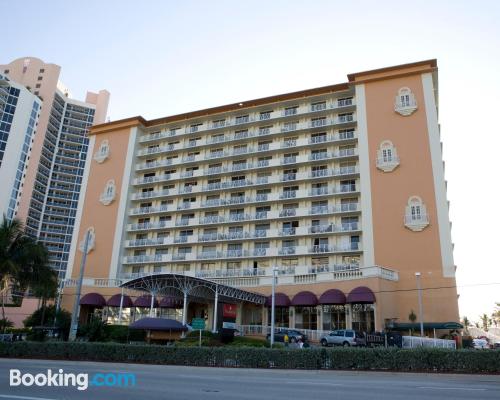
[267,307,289,327]
[243,306,262,325]
[159,308,183,321]
[322,305,346,331]
[106,307,131,324]
[294,306,317,330]
[351,303,375,332]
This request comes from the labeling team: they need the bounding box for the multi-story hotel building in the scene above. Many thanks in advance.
[62,60,459,335]
[0,57,109,278]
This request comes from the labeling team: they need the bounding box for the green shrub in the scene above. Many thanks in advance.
[0,342,499,373]
[186,330,216,339]
[227,337,269,348]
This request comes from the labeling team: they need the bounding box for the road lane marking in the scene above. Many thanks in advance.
[417,386,487,391]
[0,395,59,400]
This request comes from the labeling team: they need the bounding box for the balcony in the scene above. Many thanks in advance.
[280,191,297,199]
[131,190,170,200]
[404,214,429,232]
[376,155,400,173]
[130,205,169,216]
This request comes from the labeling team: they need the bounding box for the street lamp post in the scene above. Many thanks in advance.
[415,272,424,337]
[68,230,90,341]
[270,267,278,348]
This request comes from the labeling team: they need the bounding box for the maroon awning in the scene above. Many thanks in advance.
[129,317,187,331]
[346,286,376,303]
[319,289,346,305]
[159,296,183,309]
[79,293,106,307]
[134,294,159,308]
[265,292,291,307]
[107,294,133,308]
[291,291,318,306]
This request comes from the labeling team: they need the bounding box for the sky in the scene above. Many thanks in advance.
[2,0,500,322]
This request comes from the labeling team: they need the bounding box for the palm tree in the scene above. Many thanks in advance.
[492,303,500,328]
[0,216,57,329]
[462,316,470,333]
[480,313,490,332]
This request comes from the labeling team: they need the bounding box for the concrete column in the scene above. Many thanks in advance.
[182,291,188,326]
[372,303,379,331]
[236,303,243,325]
[317,305,323,332]
[262,306,268,335]
[149,292,155,317]
[346,304,353,329]
[289,306,295,328]
[118,287,124,325]
[212,286,219,332]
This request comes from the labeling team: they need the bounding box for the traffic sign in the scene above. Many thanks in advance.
[191,318,205,330]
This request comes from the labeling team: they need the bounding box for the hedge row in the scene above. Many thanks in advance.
[0,342,499,373]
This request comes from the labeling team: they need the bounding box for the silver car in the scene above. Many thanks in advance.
[320,329,365,347]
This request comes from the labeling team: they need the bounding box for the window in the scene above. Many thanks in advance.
[39,68,45,73]
[78,227,95,253]
[404,196,429,231]
[99,180,116,205]
[284,106,298,116]
[235,115,249,124]
[94,139,110,163]
[376,140,399,172]
[260,110,272,120]
[337,97,353,107]
[394,87,418,116]
[37,76,43,81]
[311,101,326,111]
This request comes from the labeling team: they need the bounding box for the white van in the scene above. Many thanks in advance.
[472,338,489,349]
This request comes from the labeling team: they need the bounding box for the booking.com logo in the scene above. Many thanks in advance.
[10,369,136,391]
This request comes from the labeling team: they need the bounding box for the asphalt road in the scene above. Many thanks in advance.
[0,358,498,400]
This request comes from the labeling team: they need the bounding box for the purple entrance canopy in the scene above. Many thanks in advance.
[346,286,376,304]
[129,317,188,331]
[79,293,106,307]
[265,292,291,307]
[291,291,318,306]
[134,294,159,308]
[319,289,346,305]
[159,296,183,309]
[107,294,133,308]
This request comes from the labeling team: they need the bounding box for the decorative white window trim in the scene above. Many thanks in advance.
[99,179,116,205]
[376,140,400,172]
[404,196,429,231]
[78,227,96,253]
[94,139,110,163]
[394,87,418,116]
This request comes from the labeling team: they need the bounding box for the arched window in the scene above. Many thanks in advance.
[394,87,418,116]
[99,179,116,205]
[376,140,400,172]
[79,227,95,253]
[94,139,110,163]
[404,196,429,231]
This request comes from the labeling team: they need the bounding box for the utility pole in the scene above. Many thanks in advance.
[270,267,277,348]
[415,272,424,337]
[68,230,90,341]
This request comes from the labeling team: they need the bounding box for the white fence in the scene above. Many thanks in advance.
[402,336,456,349]
[238,325,457,349]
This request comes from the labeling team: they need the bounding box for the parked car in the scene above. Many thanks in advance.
[266,328,307,343]
[472,338,489,349]
[320,329,366,347]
